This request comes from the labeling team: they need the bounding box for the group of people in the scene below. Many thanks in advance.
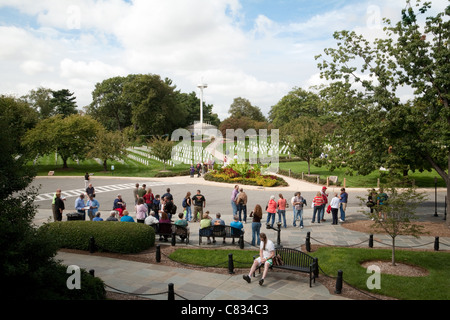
[312,186,348,225]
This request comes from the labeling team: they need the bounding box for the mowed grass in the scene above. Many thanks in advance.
[279,161,447,188]
[29,153,190,177]
[169,247,450,300]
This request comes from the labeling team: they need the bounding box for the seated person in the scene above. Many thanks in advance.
[158,211,171,241]
[211,213,226,244]
[92,212,103,221]
[106,210,118,221]
[113,194,125,216]
[200,211,213,244]
[144,211,159,227]
[174,212,189,241]
[230,215,244,243]
[120,210,134,222]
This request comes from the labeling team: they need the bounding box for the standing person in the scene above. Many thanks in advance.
[162,188,173,201]
[182,192,192,221]
[230,185,239,217]
[52,188,66,222]
[152,195,161,220]
[86,194,100,221]
[291,193,297,227]
[312,192,325,223]
[266,195,277,227]
[54,192,65,221]
[367,188,377,217]
[242,233,275,286]
[319,186,329,222]
[85,183,95,198]
[138,184,147,199]
[75,194,86,220]
[190,164,195,178]
[196,162,202,177]
[339,188,348,222]
[143,188,155,214]
[293,192,305,229]
[235,188,248,223]
[84,172,90,189]
[135,197,147,223]
[192,190,206,222]
[250,204,263,246]
[133,183,140,205]
[277,193,287,228]
[330,193,340,225]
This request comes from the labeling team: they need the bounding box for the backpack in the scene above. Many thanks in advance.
[182,198,187,208]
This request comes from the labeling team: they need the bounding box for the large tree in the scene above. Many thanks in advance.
[22,114,103,169]
[51,89,78,117]
[316,1,450,223]
[229,97,267,122]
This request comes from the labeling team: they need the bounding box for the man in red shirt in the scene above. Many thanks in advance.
[320,186,328,222]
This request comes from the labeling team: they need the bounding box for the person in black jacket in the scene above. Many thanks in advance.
[54,192,65,221]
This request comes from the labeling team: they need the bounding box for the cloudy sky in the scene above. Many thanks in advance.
[0,0,447,120]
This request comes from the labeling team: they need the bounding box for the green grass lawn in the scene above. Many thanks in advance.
[30,153,190,177]
[169,247,450,300]
[279,161,447,188]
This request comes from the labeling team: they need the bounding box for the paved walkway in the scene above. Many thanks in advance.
[41,174,450,300]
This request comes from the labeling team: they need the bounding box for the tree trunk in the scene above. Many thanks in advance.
[103,159,108,171]
[62,157,68,169]
[307,159,311,175]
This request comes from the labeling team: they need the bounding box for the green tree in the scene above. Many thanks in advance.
[23,114,103,169]
[229,97,266,122]
[176,91,220,127]
[269,87,322,128]
[87,128,128,171]
[22,87,54,119]
[51,89,78,117]
[148,136,174,170]
[281,117,325,174]
[86,75,135,131]
[316,1,450,222]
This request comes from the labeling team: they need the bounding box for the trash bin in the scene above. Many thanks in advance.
[67,212,84,221]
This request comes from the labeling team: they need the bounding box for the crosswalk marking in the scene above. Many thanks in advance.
[34,181,182,202]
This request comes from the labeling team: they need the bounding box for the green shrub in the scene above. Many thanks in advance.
[40,221,155,254]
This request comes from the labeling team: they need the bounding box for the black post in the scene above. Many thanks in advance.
[306,232,311,252]
[313,257,319,279]
[89,269,95,277]
[156,244,161,262]
[434,177,438,217]
[168,283,175,300]
[369,234,373,248]
[275,222,282,248]
[239,235,244,249]
[89,236,96,253]
[434,237,439,251]
[171,233,176,246]
[444,196,447,221]
[228,253,235,274]
[335,270,343,294]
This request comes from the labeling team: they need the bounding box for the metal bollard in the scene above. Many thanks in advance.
[228,253,235,274]
[434,237,439,251]
[156,244,161,262]
[239,235,244,249]
[171,233,176,246]
[369,234,373,248]
[89,236,96,253]
[335,270,343,294]
[89,269,95,277]
[168,283,175,300]
[305,232,311,252]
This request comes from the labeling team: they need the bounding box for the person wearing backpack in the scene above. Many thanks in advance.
[182,191,192,221]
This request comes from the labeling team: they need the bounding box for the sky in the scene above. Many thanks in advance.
[0,0,448,120]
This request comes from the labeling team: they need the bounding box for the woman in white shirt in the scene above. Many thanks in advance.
[243,233,275,286]
[330,193,340,225]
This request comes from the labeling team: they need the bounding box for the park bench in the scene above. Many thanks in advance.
[153,222,190,244]
[199,225,244,248]
[256,247,318,287]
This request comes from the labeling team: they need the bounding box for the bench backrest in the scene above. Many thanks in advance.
[276,247,314,268]
[199,225,242,237]
[158,222,173,235]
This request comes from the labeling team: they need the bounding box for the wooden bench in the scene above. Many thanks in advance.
[153,222,190,244]
[256,247,318,287]
[199,225,244,248]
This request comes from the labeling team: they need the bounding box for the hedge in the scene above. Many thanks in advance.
[40,221,155,254]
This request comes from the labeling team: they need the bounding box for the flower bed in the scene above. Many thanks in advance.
[204,163,287,187]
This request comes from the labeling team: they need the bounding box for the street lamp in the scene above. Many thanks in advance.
[197,83,208,140]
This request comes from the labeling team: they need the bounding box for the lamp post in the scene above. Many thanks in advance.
[197,83,208,140]
[434,177,438,217]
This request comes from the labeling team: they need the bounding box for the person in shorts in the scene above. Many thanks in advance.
[242,233,275,286]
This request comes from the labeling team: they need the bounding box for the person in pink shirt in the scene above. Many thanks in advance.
[277,193,287,228]
[135,197,147,223]
[265,195,277,227]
